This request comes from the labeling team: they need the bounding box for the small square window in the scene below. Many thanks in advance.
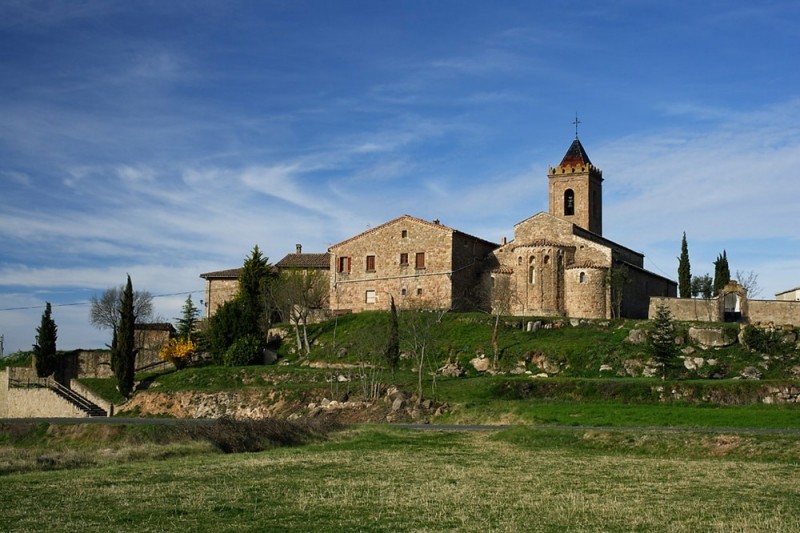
[337,256,351,273]
[416,287,423,296]
[365,290,376,304]
[415,252,425,269]
[401,230,408,238]
[400,253,408,266]
[366,255,375,271]
[401,288,407,296]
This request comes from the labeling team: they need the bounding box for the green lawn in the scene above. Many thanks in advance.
[1,426,798,532]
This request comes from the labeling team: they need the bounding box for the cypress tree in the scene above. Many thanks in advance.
[33,302,58,378]
[713,250,731,295]
[678,232,691,298]
[385,296,400,370]
[111,275,137,398]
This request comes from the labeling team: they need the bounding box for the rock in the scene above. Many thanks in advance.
[438,362,465,378]
[421,399,433,410]
[337,374,350,382]
[599,364,613,372]
[532,353,560,374]
[740,366,762,380]
[570,318,581,327]
[526,320,542,332]
[625,329,647,344]
[683,357,705,371]
[532,373,549,379]
[681,346,696,355]
[642,365,659,378]
[688,327,735,348]
[391,398,405,411]
[623,359,644,377]
[262,349,278,365]
[470,356,491,372]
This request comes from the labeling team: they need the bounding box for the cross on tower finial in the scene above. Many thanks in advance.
[573,113,581,139]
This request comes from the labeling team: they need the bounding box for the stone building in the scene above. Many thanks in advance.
[200,244,330,318]
[203,136,676,320]
[776,286,800,302]
[328,215,497,313]
[481,138,675,319]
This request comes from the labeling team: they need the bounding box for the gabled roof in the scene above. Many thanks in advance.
[275,252,330,270]
[328,214,496,250]
[200,268,242,280]
[558,138,592,167]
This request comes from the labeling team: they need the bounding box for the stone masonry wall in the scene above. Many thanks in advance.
[743,299,800,326]
[330,217,465,312]
[564,266,608,318]
[6,387,89,418]
[205,278,239,318]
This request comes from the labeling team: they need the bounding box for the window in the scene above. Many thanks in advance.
[365,290,376,304]
[366,255,375,272]
[337,256,351,273]
[401,229,408,238]
[401,288,407,296]
[529,257,535,285]
[564,189,575,216]
[400,253,409,266]
[579,272,586,284]
[415,252,425,269]
[416,287,423,296]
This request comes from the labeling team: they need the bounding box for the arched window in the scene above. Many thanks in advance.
[528,257,535,285]
[564,189,575,216]
[579,272,586,284]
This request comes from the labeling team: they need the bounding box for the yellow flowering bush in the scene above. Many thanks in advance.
[159,338,196,369]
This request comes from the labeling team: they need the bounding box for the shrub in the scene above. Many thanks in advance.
[741,325,792,355]
[223,334,265,367]
[159,338,196,370]
[188,417,342,453]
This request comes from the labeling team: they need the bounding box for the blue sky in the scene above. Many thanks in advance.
[1,1,799,355]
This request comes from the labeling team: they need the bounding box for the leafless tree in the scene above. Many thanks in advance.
[400,297,448,403]
[735,270,762,299]
[89,286,154,330]
[273,269,328,355]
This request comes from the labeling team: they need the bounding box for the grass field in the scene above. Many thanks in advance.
[1,424,799,532]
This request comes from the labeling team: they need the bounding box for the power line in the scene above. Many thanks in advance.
[0,289,205,312]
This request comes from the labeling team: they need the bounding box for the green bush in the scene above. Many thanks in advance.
[223,334,265,367]
[741,325,792,355]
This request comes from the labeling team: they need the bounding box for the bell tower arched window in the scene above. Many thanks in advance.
[564,189,575,216]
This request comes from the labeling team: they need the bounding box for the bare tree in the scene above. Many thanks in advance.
[400,298,448,403]
[273,269,328,355]
[604,265,630,319]
[735,270,762,299]
[90,286,154,330]
[483,274,517,369]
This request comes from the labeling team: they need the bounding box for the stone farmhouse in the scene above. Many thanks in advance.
[329,215,497,313]
[202,137,677,320]
[200,244,330,319]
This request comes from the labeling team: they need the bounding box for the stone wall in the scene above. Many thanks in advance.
[6,387,89,418]
[747,299,800,326]
[330,216,493,312]
[0,369,91,418]
[205,278,239,317]
[651,296,800,327]
[564,265,607,318]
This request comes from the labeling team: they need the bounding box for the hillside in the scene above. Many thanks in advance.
[104,312,800,422]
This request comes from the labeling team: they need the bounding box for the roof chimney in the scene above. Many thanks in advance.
[295,244,302,254]
[501,236,507,245]
[433,218,440,225]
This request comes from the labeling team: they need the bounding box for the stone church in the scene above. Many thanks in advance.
[328,137,676,319]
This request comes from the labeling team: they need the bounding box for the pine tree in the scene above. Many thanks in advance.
[33,302,58,378]
[176,294,200,341]
[713,250,730,295]
[678,232,691,298]
[237,245,273,337]
[650,304,677,380]
[111,275,137,398]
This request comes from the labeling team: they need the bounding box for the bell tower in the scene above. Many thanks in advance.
[548,133,603,236]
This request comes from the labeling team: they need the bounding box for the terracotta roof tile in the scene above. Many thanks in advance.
[275,252,330,269]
